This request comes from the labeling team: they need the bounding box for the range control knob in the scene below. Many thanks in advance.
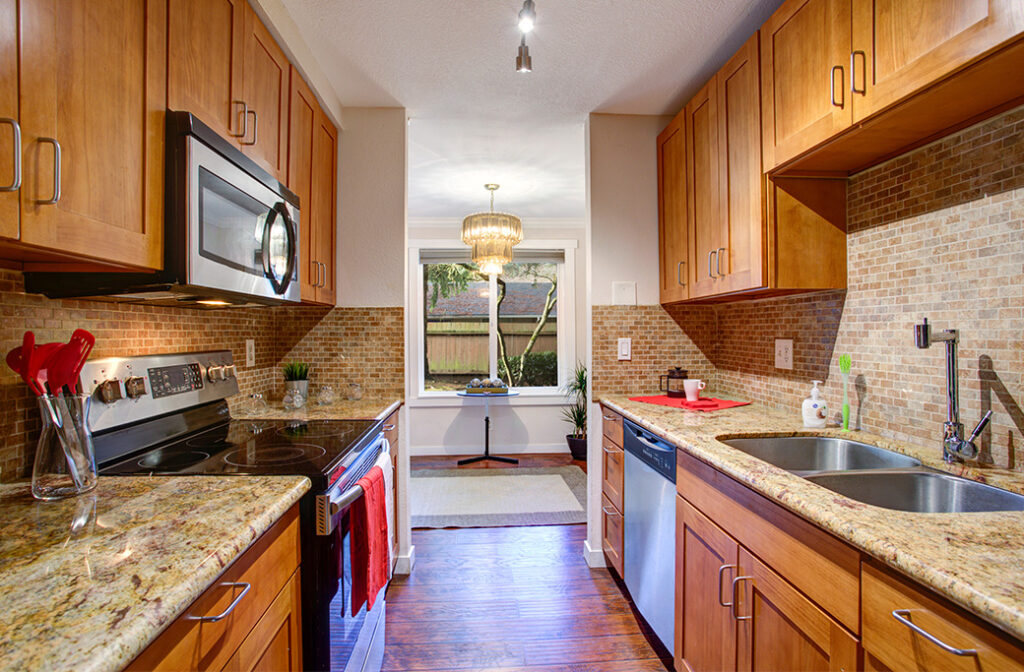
[207,365,227,382]
[223,365,237,379]
[124,376,147,399]
[97,379,124,404]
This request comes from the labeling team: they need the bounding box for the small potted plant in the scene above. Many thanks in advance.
[562,362,588,461]
[282,362,310,399]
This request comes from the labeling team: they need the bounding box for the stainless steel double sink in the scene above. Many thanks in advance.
[719,436,1024,513]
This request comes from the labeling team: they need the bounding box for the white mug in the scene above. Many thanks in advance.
[683,379,706,401]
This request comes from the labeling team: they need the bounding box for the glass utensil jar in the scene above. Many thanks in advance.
[32,394,98,501]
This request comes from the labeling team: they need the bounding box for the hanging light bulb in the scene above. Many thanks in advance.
[516,36,532,73]
[461,184,523,276]
[517,0,536,33]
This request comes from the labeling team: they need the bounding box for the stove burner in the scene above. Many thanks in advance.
[223,443,327,467]
[276,422,353,439]
[139,450,211,470]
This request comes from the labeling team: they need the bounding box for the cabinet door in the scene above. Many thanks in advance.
[852,0,1024,120]
[311,109,337,305]
[19,0,165,270]
[167,0,245,141]
[736,548,859,672]
[242,6,290,183]
[686,77,720,299]
[287,68,318,303]
[657,112,688,304]
[677,497,739,672]
[223,571,303,672]
[716,32,767,295]
[601,493,624,576]
[0,0,17,240]
[761,0,853,169]
[600,435,624,512]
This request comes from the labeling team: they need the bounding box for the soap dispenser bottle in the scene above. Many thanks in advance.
[802,380,828,428]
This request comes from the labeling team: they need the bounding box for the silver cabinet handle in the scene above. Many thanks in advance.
[731,575,754,621]
[319,261,328,288]
[602,415,617,422]
[891,610,978,657]
[38,137,61,205]
[602,444,622,454]
[602,506,620,517]
[830,65,845,107]
[312,260,321,287]
[186,582,251,622]
[676,260,685,286]
[850,51,866,94]
[717,564,737,607]
[716,247,726,277]
[708,249,717,279]
[0,118,21,191]
[315,261,323,287]
[241,109,258,145]
[231,100,249,138]
[383,424,396,431]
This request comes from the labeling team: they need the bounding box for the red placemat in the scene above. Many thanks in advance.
[629,394,751,412]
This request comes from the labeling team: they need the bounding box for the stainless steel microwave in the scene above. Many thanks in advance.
[26,111,300,307]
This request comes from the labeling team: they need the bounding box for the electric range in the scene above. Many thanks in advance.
[84,351,389,672]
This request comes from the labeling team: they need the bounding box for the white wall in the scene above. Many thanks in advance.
[588,113,673,305]
[337,107,407,307]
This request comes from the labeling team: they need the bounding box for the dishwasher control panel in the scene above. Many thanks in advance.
[623,420,676,482]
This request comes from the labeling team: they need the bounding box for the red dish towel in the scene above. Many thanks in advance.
[629,394,751,412]
[350,465,389,614]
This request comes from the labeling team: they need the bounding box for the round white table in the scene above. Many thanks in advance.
[456,390,520,465]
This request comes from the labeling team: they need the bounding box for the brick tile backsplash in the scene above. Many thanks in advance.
[0,269,404,481]
[595,104,1024,472]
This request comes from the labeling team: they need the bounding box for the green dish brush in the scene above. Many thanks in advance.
[839,353,851,431]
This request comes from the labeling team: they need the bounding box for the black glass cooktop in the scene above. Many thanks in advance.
[100,418,381,487]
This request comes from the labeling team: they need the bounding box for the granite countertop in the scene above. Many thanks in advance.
[600,393,1024,641]
[0,475,310,672]
[229,397,402,421]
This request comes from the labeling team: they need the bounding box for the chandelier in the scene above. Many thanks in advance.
[461,184,523,275]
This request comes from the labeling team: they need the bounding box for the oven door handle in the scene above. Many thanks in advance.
[316,436,388,535]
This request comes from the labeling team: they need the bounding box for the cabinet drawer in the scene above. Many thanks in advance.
[222,569,303,672]
[676,448,861,633]
[127,504,301,672]
[601,407,623,447]
[601,493,623,577]
[862,562,1024,671]
[601,436,624,512]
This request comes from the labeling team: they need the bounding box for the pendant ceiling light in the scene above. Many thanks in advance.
[461,184,523,276]
[515,0,535,72]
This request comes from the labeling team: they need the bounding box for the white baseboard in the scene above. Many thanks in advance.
[583,540,606,568]
[409,442,569,457]
[394,545,416,575]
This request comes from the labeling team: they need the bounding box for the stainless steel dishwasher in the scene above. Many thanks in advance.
[623,419,676,655]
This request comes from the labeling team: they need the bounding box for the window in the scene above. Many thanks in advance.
[418,248,568,394]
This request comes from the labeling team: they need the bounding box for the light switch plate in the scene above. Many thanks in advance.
[245,339,255,367]
[617,338,632,361]
[775,338,793,370]
[612,282,637,306]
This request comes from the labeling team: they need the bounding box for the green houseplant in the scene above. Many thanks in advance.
[562,362,588,461]
[282,362,310,399]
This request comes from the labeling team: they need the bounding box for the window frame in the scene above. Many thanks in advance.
[408,239,577,404]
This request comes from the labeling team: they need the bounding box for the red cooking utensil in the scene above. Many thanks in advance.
[45,330,96,395]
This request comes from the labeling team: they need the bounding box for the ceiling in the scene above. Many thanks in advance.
[279,0,782,221]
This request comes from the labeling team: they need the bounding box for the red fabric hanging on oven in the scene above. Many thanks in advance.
[350,465,389,614]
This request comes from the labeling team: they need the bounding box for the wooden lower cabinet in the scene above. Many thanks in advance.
[127,504,301,672]
[601,434,624,511]
[601,492,624,576]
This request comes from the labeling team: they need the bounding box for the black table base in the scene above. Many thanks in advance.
[458,414,519,466]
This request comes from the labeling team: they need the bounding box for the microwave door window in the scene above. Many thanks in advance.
[197,167,271,276]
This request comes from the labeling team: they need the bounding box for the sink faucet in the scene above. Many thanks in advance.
[914,318,992,463]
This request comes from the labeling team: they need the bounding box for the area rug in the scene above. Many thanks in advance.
[409,466,587,528]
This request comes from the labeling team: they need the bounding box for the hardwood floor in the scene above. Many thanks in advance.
[410,453,587,474]
[383,524,670,672]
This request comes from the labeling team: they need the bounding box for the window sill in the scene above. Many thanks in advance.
[407,392,570,409]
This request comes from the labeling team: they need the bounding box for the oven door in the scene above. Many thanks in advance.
[330,516,386,672]
[187,136,300,302]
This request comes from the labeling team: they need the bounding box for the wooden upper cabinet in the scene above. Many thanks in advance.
[0,0,18,241]
[715,32,766,295]
[676,496,739,672]
[685,77,720,299]
[852,0,1024,120]
[167,0,245,141]
[736,548,859,672]
[310,108,337,305]
[18,0,165,270]
[287,68,318,303]
[242,4,290,182]
[657,112,688,304]
[761,0,853,170]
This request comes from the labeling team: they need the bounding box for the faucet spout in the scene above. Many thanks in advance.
[914,318,974,463]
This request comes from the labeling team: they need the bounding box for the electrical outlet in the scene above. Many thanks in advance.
[775,338,793,370]
[245,339,255,368]
[617,338,632,361]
